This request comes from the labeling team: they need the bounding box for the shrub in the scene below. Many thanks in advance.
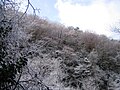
[80,31,100,52]
[96,36,120,73]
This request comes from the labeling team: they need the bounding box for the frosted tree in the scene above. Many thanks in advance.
[0,0,37,89]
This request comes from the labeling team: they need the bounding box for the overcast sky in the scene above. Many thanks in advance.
[18,0,120,39]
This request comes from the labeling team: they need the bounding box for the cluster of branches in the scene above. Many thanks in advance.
[0,0,44,90]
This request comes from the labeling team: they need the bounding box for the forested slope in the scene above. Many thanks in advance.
[18,15,120,90]
[0,1,120,90]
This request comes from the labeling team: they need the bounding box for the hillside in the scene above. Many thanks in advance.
[0,2,120,89]
[15,15,120,90]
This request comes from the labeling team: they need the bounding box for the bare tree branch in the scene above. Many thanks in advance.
[19,0,40,20]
